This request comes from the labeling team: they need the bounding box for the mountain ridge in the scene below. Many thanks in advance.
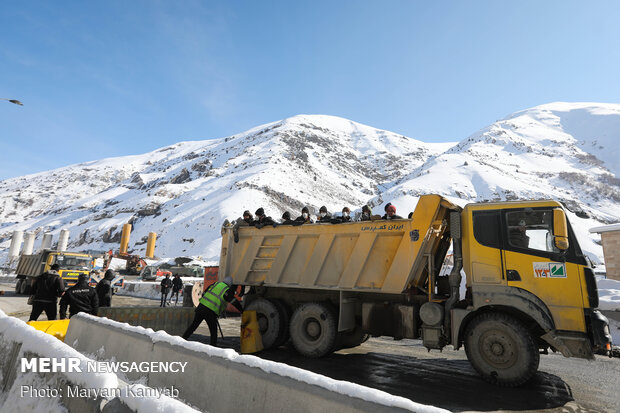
[1,103,618,263]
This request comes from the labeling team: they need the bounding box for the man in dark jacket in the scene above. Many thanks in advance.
[360,205,373,221]
[382,204,403,220]
[316,206,332,223]
[29,263,65,321]
[254,207,276,228]
[170,274,183,305]
[160,273,173,307]
[280,211,295,225]
[242,210,255,226]
[59,273,98,319]
[294,206,314,224]
[182,276,243,346]
[341,207,352,222]
[96,269,115,307]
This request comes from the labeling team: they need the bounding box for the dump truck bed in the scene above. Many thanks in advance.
[220,195,461,295]
[16,251,48,278]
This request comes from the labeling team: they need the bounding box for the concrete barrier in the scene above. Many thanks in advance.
[0,310,199,413]
[66,313,447,413]
[97,306,195,336]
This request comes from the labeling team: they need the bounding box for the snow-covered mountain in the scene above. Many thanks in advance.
[1,103,619,263]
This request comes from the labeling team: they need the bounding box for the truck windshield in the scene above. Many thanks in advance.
[55,255,92,271]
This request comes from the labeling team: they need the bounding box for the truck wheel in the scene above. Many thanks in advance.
[465,312,539,387]
[22,279,32,295]
[270,299,290,347]
[19,279,30,295]
[15,279,23,294]
[245,297,287,350]
[335,323,366,350]
[290,302,337,358]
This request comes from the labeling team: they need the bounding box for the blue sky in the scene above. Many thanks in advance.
[1,1,619,180]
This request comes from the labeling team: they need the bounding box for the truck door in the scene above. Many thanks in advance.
[501,208,586,333]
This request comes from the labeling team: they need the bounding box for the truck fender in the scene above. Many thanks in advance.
[452,286,555,349]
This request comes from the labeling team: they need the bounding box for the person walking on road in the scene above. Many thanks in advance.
[170,274,183,306]
[182,276,243,346]
[160,273,173,307]
[28,263,65,321]
[96,269,115,307]
[59,273,99,319]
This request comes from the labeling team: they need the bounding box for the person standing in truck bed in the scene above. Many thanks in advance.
[28,263,65,321]
[382,204,403,220]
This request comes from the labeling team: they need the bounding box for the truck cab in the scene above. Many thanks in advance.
[455,201,612,376]
[47,252,94,287]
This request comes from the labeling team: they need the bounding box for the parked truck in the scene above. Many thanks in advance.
[219,194,613,386]
[15,249,94,294]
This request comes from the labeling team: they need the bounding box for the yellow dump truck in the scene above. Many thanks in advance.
[15,249,93,294]
[219,194,612,386]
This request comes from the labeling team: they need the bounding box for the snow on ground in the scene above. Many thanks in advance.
[81,313,450,413]
[596,276,620,311]
[0,309,202,413]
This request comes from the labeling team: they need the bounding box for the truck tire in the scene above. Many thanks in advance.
[290,302,337,358]
[464,312,539,387]
[270,299,290,347]
[245,297,287,350]
[15,279,23,294]
[335,323,367,350]
[20,278,30,295]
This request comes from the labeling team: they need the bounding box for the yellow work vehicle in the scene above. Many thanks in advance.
[220,194,612,386]
[15,249,94,294]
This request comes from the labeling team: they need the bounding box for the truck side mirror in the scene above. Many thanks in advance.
[553,209,569,250]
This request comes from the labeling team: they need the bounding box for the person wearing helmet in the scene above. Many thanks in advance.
[295,206,314,224]
[96,269,116,307]
[182,276,243,346]
[382,204,403,220]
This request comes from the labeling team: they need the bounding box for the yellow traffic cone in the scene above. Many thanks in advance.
[240,310,264,354]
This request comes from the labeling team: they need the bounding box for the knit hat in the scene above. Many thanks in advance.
[387,205,396,213]
[319,206,327,213]
[384,202,392,212]
[342,206,350,213]
[362,205,371,213]
[282,211,291,220]
[301,206,309,214]
[255,207,265,217]
[243,210,252,217]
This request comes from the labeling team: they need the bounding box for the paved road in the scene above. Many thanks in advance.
[1,281,618,412]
